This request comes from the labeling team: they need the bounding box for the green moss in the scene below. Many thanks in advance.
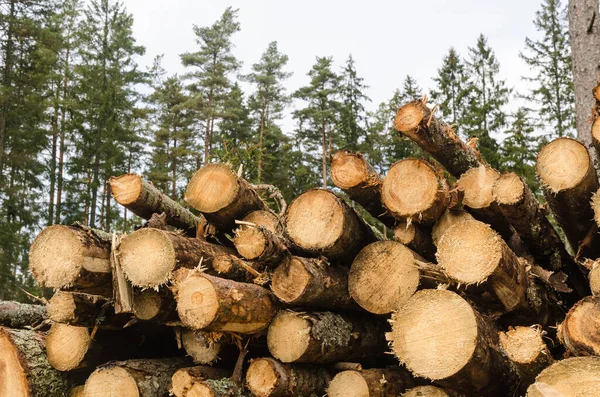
[205,378,250,397]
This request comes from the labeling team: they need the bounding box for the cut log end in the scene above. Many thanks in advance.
[242,210,280,234]
[537,137,592,193]
[270,257,313,304]
[70,385,85,397]
[177,275,219,330]
[132,289,162,321]
[181,329,221,364]
[393,222,417,244]
[592,118,600,147]
[432,209,474,246]
[185,164,239,213]
[390,289,478,380]
[457,165,500,209]
[109,174,143,206]
[47,291,78,324]
[402,386,450,397]
[245,358,280,397]
[526,357,600,397]
[330,151,370,189]
[560,296,600,356]
[83,366,139,397]
[499,326,548,365]
[590,264,600,296]
[327,370,369,397]
[234,227,266,260]
[591,189,600,228]
[267,311,310,363]
[47,323,90,371]
[349,241,420,314]
[0,328,30,397]
[120,228,176,288]
[493,172,525,206]
[394,101,425,132]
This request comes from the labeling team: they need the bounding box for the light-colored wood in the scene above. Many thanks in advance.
[589,261,600,295]
[327,368,415,397]
[46,323,93,371]
[132,287,177,323]
[233,226,289,266]
[526,357,600,397]
[558,296,600,356]
[402,386,451,397]
[171,366,231,397]
[241,210,281,234]
[393,220,436,261]
[181,329,222,364]
[499,326,553,386]
[431,209,475,246]
[70,385,85,397]
[47,291,131,328]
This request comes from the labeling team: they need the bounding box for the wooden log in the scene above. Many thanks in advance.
[267,310,387,363]
[285,188,377,263]
[381,158,451,224]
[181,329,222,364]
[394,99,481,177]
[171,366,232,397]
[589,260,600,296]
[558,296,600,356]
[47,291,131,328]
[119,228,235,288]
[0,301,46,328]
[109,173,202,236]
[211,254,262,282]
[271,256,357,310]
[348,241,421,315]
[245,357,331,397]
[431,209,475,246]
[29,224,112,296]
[70,385,85,397]
[83,358,191,397]
[132,288,178,323]
[185,163,270,231]
[498,326,553,387]
[330,150,396,228]
[241,210,282,234]
[393,221,436,261]
[233,226,289,266]
[526,357,600,397]
[402,386,451,397]
[537,137,600,258]
[174,270,278,334]
[0,326,72,397]
[327,368,416,397]
[389,289,516,396]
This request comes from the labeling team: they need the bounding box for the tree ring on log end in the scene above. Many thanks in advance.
[48,291,78,323]
[47,324,91,371]
[132,289,161,321]
[330,152,369,190]
[457,165,500,209]
[187,383,215,397]
[267,311,311,363]
[390,289,478,380]
[84,366,139,396]
[176,275,219,330]
[242,210,280,234]
[492,172,525,206]
[181,329,221,364]
[234,227,267,260]
[394,102,425,132]
[185,164,239,213]
[271,257,313,303]
[561,296,600,356]
[0,329,29,397]
[110,174,143,205]
[393,222,417,244]
[592,118,600,147]
[246,358,280,397]
[526,357,600,396]
[499,326,546,364]
[327,370,369,397]
[537,138,591,193]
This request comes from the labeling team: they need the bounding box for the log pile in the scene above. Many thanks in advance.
[3,91,600,396]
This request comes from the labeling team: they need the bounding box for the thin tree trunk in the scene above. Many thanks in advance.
[172,126,177,198]
[55,44,70,224]
[48,87,59,226]
[105,180,111,231]
[258,102,265,183]
[0,0,15,187]
[321,119,327,188]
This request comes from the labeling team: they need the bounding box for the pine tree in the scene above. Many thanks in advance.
[463,34,511,169]
[293,56,341,187]
[431,47,469,137]
[502,108,540,194]
[520,0,574,138]
[338,54,370,151]
[180,7,241,165]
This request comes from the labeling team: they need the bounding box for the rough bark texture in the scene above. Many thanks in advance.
[394,99,482,178]
[110,174,203,236]
[245,357,331,397]
[330,150,396,228]
[327,368,416,397]
[267,310,387,363]
[171,366,232,397]
[233,226,289,266]
[402,386,451,397]
[271,256,358,310]
[0,326,72,397]
[47,291,131,328]
[526,356,600,397]
[0,301,46,328]
[393,221,436,262]
[558,295,600,356]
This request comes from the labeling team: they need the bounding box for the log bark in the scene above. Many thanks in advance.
[174,270,278,334]
[271,256,358,310]
[110,174,203,236]
[402,386,451,397]
[185,163,271,231]
[330,150,396,228]
[29,224,112,296]
[558,296,600,356]
[267,310,387,363]
[0,326,72,397]
[0,301,46,328]
[246,357,331,397]
[381,158,452,224]
[132,287,178,323]
[233,226,289,266]
[393,221,436,261]
[119,228,236,288]
[180,329,222,364]
[394,99,482,177]
[498,326,553,388]
[327,368,416,397]
[389,289,517,396]
[47,291,131,328]
[537,137,600,258]
[285,188,377,263]
[83,357,191,397]
[526,356,600,397]
[171,366,232,397]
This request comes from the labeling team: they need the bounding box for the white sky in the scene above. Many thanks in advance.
[123,0,542,131]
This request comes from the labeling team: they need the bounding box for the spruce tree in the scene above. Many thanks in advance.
[338,54,370,151]
[463,34,510,169]
[520,0,574,138]
[502,108,540,194]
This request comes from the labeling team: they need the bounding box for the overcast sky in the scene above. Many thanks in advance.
[124,0,543,130]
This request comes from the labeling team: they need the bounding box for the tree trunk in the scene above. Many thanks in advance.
[0,301,47,328]
[589,259,600,295]
[171,366,232,397]
[48,98,59,226]
[245,357,331,397]
[47,291,131,328]
[241,210,282,234]
[285,189,377,263]
[393,221,436,261]
[0,0,16,186]
[394,99,481,178]
[83,358,191,397]
[29,224,112,296]
[110,174,203,236]
[173,270,278,334]
[389,289,517,396]
[271,256,358,310]
[132,287,178,323]
[330,150,396,228]
[431,209,475,246]
[321,119,327,188]
[558,296,600,356]
[267,311,387,363]
[402,386,451,397]
[55,44,70,224]
[0,326,72,397]
[527,357,600,396]
[233,226,289,266]
[327,368,416,397]
[180,329,222,365]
